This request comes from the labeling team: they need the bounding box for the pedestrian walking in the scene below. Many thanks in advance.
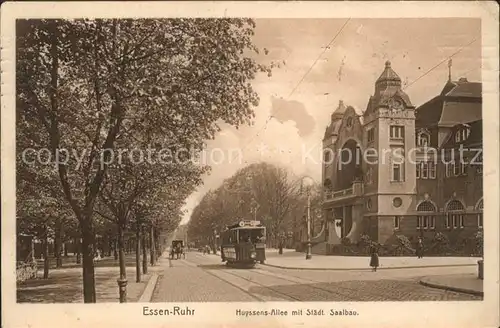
[369,243,379,272]
[416,237,424,259]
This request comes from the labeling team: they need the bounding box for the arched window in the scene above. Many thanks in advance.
[446,199,465,229]
[417,130,430,147]
[455,126,471,143]
[417,201,436,229]
[346,117,353,128]
[476,198,483,228]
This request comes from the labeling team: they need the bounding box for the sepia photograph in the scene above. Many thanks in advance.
[2,2,499,328]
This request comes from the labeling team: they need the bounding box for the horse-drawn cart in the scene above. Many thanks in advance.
[170,240,185,260]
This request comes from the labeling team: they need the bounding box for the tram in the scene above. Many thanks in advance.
[220,220,266,268]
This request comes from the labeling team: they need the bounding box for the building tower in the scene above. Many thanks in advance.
[362,61,417,243]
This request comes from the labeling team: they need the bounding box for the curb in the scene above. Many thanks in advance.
[419,279,483,296]
[138,273,159,302]
[261,263,476,271]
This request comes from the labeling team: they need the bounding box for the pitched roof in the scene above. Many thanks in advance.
[445,79,481,98]
[439,101,482,126]
[416,78,482,128]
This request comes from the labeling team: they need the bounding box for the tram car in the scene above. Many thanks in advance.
[220,220,266,268]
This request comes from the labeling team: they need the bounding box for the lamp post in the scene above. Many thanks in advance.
[306,189,312,260]
[294,175,316,260]
[213,229,217,254]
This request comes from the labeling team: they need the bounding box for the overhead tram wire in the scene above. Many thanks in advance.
[403,35,479,91]
[228,18,352,163]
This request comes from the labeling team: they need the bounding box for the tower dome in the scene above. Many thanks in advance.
[375,60,402,96]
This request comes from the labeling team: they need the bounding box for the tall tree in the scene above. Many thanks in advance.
[17,18,272,302]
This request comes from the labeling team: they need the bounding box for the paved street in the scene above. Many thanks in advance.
[151,251,482,302]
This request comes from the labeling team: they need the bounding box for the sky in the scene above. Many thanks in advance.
[180,18,481,225]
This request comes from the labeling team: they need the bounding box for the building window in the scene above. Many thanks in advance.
[455,127,471,143]
[390,126,404,139]
[366,167,373,184]
[460,162,468,176]
[446,199,465,229]
[453,161,460,176]
[417,161,436,179]
[417,216,423,229]
[393,197,403,208]
[429,161,436,178]
[445,163,454,177]
[391,147,404,182]
[421,162,428,179]
[394,216,401,230]
[417,216,435,229]
[475,152,483,174]
[417,131,430,147]
[367,128,375,144]
[417,201,437,230]
[392,164,402,182]
[324,151,331,163]
[450,215,464,228]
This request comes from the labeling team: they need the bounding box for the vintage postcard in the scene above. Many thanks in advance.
[1,1,499,328]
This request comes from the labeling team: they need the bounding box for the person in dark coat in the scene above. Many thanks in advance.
[369,243,379,272]
[416,237,424,259]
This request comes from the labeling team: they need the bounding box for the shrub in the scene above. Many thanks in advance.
[475,231,483,256]
[433,232,449,245]
[396,234,412,249]
[359,234,372,247]
[341,237,351,246]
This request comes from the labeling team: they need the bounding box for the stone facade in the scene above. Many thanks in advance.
[321,61,483,248]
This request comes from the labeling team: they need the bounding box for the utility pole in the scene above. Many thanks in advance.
[306,192,312,260]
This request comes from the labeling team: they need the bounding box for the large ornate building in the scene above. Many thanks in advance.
[312,61,482,253]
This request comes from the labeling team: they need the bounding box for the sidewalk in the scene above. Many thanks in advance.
[17,255,166,303]
[262,249,480,270]
[419,273,483,296]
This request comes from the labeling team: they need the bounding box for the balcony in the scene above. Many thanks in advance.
[323,182,363,203]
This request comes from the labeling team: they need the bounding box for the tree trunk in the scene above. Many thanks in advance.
[75,237,82,264]
[43,231,50,279]
[142,225,148,274]
[108,238,113,257]
[117,222,127,303]
[102,234,109,258]
[114,239,118,260]
[135,221,141,283]
[55,217,63,268]
[64,242,68,257]
[154,230,161,260]
[150,225,156,266]
[80,219,96,303]
[118,224,127,278]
